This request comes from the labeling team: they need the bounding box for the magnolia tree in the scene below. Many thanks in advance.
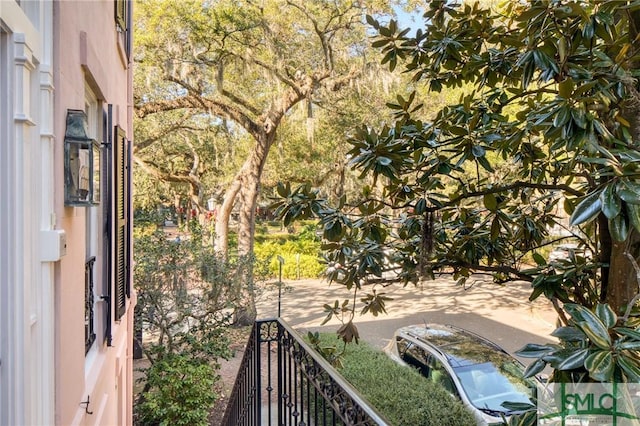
[274,0,640,387]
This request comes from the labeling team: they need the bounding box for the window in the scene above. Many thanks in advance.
[114,0,131,60]
[398,337,431,377]
[114,0,126,30]
[84,85,104,353]
[428,357,458,396]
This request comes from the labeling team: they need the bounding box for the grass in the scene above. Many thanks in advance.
[313,333,477,426]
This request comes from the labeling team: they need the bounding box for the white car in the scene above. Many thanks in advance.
[384,324,539,426]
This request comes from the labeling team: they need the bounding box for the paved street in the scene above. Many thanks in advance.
[256,275,558,363]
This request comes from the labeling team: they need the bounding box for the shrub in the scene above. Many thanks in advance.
[137,354,217,426]
[267,252,325,279]
[133,228,239,424]
[253,230,325,279]
[313,333,477,426]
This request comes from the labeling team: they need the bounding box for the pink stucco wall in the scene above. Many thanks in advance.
[53,1,135,425]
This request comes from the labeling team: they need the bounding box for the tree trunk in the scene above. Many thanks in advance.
[606,238,640,315]
[214,178,242,257]
[605,8,640,315]
[233,133,276,325]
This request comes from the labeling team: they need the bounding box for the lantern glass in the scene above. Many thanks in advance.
[64,110,100,206]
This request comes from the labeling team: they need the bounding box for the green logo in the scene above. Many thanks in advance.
[538,383,640,425]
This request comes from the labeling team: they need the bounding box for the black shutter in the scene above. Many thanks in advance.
[114,126,129,319]
[103,105,113,345]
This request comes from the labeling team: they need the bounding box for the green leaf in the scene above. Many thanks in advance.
[595,303,617,329]
[617,180,640,204]
[484,193,498,211]
[472,145,486,158]
[584,350,614,381]
[618,355,640,382]
[532,252,546,266]
[449,126,467,136]
[515,343,555,358]
[490,217,500,240]
[599,184,621,219]
[569,190,602,226]
[415,198,427,215]
[609,214,629,242]
[551,326,586,342]
[572,108,587,129]
[522,358,547,378]
[276,181,290,198]
[615,327,640,341]
[553,105,570,127]
[626,202,640,233]
[477,155,494,172]
[618,341,640,350]
[529,285,545,302]
[558,78,574,98]
[557,348,590,370]
[593,119,615,141]
[564,304,612,349]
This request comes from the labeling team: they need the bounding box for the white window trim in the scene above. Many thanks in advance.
[84,83,105,365]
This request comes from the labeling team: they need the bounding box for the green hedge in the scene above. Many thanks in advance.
[253,224,324,279]
[315,334,477,426]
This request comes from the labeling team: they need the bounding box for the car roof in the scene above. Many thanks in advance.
[397,324,516,368]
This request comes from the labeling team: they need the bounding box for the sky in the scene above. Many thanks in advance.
[393,4,425,35]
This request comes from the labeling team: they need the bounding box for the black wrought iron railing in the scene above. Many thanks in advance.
[85,256,96,353]
[222,318,390,426]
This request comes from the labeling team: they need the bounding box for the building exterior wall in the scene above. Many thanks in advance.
[53,1,135,425]
[0,1,135,425]
[1,2,56,425]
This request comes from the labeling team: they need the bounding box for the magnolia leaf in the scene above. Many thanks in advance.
[617,180,640,204]
[569,190,602,227]
[600,184,621,219]
[584,350,614,381]
[564,304,611,349]
[522,358,547,378]
[609,214,629,242]
[276,181,290,198]
[472,145,486,157]
[626,202,640,233]
[618,356,640,382]
[618,341,640,350]
[515,343,555,358]
[484,193,498,211]
[551,326,586,342]
[595,303,617,329]
[336,320,360,344]
[615,327,640,341]
[557,348,590,370]
[532,252,546,266]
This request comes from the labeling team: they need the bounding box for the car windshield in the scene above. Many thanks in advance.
[453,361,534,415]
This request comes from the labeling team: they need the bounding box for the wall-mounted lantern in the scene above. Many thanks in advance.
[64,109,100,206]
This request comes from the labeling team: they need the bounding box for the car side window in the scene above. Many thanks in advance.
[398,337,431,377]
[428,357,459,397]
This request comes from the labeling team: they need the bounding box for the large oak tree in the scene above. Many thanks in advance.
[134,0,399,323]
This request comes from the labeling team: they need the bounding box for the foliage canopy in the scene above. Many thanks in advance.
[273,0,640,388]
